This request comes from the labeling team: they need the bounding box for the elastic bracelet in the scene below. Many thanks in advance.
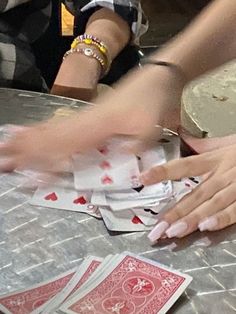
[140,59,187,84]
[71,34,110,65]
[63,47,108,78]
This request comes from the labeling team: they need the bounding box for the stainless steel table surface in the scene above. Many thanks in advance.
[0,88,235,314]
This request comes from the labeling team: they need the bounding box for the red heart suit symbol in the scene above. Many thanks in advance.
[132,216,143,224]
[101,175,113,185]
[99,160,111,170]
[98,146,109,155]
[73,196,87,205]
[45,192,58,201]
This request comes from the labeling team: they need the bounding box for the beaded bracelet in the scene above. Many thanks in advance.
[71,34,108,56]
[71,34,111,72]
[63,47,107,77]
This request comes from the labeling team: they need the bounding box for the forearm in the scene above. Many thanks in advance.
[85,7,130,60]
[52,7,130,99]
[153,0,236,82]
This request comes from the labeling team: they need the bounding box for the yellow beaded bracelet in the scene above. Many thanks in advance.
[71,34,111,68]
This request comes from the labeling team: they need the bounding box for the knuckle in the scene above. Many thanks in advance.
[155,165,169,179]
[211,193,224,206]
[191,187,206,202]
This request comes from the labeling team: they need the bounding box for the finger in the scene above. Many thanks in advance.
[165,181,236,238]
[0,158,18,172]
[0,142,18,156]
[198,202,236,232]
[162,167,236,224]
[140,152,218,185]
[147,169,236,242]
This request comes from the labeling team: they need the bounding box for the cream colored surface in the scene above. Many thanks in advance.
[182,60,236,138]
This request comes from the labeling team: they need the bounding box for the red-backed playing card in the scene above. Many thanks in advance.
[0,268,77,314]
[60,253,192,314]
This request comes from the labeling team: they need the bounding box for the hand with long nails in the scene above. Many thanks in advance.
[140,141,236,243]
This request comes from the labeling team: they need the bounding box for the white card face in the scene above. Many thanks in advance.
[30,184,101,218]
[131,207,159,226]
[105,194,160,211]
[91,191,108,206]
[172,178,199,202]
[106,180,172,201]
[99,207,152,232]
[73,149,140,191]
[138,145,167,171]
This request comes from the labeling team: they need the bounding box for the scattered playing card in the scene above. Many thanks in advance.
[99,207,152,232]
[73,152,141,191]
[28,136,199,234]
[30,183,101,218]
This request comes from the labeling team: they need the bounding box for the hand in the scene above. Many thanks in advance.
[140,143,236,242]
[0,66,183,173]
[0,109,112,172]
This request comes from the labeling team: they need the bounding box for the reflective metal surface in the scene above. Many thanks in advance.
[0,88,235,314]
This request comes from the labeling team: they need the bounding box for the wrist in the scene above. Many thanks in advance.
[56,52,101,90]
[137,66,183,129]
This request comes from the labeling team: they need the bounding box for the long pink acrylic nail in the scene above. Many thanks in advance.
[166,221,188,238]
[198,217,218,231]
[148,221,169,243]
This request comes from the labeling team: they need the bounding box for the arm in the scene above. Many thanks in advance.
[90,0,236,132]
[149,0,236,83]
[51,7,130,100]
[2,0,236,173]
[51,0,147,101]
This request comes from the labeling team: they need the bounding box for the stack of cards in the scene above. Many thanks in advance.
[30,138,199,233]
[0,253,192,314]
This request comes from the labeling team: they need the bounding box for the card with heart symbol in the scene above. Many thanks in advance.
[99,207,152,232]
[30,183,101,218]
[73,141,141,191]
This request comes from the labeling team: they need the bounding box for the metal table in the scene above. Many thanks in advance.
[0,88,235,314]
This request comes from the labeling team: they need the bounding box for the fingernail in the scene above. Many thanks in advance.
[166,221,188,238]
[198,217,218,231]
[148,221,169,243]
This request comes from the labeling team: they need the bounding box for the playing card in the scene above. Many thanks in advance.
[106,179,172,201]
[91,191,108,206]
[0,268,77,314]
[131,207,159,226]
[73,139,141,191]
[73,153,140,191]
[99,207,152,232]
[59,252,192,314]
[92,190,160,211]
[173,178,199,203]
[159,134,180,161]
[66,255,117,302]
[103,146,172,201]
[30,183,101,218]
[39,257,103,314]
